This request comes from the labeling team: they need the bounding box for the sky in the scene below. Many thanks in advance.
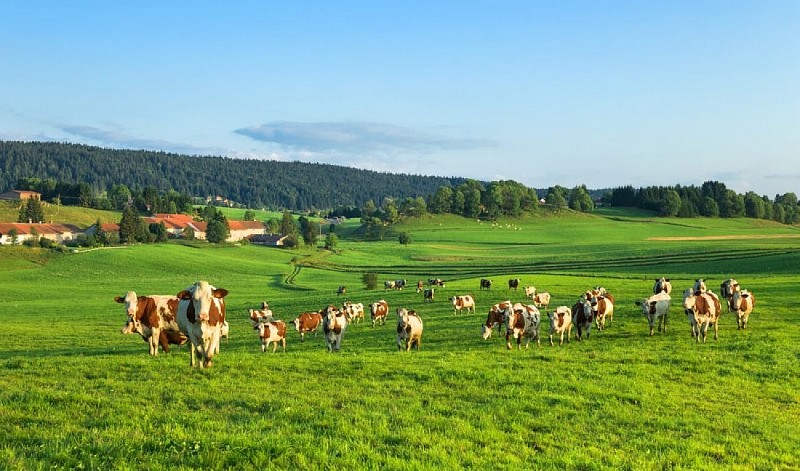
[1,1,798,197]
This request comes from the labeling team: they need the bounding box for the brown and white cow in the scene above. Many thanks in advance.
[451,294,476,315]
[176,281,229,368]
[322,305,348,352]
[370,300,389,327]
[342,301,365,324]
[396,308,423,351]
[547,306,573,346]
[635,292,671,336]
[590,294,614,331]
[249,307,274,325]
[508,278,520,291]
[292,311,323,341]
[683,289,722,342]
[115,292,183,356]
[503,302,541,349]
[428,278,446,288]
[532,292,551,310]
[416,280,424,293]
[571,299,593,341]
[481,303,508,340]
[730,289,755,330]
[720,278,739,312]
[653,277,672,295]
[255,319,287,353]
[524,286,537,299]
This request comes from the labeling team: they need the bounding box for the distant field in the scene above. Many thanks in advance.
[1,212,798,469]
[0,201,120,226]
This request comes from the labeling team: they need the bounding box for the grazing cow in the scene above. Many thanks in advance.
[115,292,183,356]
[423,288,435,302]
[176,281,229,368]
[503,303,541,349]
[416,280,424,293]
[693,279,707,294]
[480,279,493,290]
[524,286,537,299]
[532,292,551,310]
[547,306,573,346]
[571,299,593,341]
[451,294,476,315]
[322,305,348,352]
[370,300,389,327]
[720,278,739,312]
[342,301,365,324]
[635,292,671,336]
[396,308,424,351]
[121,316,188,353]
[395,279,407,290]
[589,294,614,331]
[337,286,347,297]
[292,311,323,342]
[254,319,287,353]
[384,280,396,290]
[428,278,446,288]
[249,308,274,324]
[683,289,722,342]
[508,278,520,291]
[481,304,508,340]
[730,289,755,330]
[653,277,672,295]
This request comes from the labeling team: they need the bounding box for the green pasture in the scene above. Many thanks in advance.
[1,212,799,470]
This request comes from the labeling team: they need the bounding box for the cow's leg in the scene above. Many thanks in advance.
[261,340,267,353]
[713,322,718,340]
[506,331,513,350]
[149,327,161,356]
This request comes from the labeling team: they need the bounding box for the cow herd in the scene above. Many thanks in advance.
[115,276,756,367]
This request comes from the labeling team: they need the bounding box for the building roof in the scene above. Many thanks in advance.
[229,220,265,231]
[0,223,81,235]
[0,190,42,200]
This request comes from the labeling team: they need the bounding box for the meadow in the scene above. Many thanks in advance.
[1,209,799,470]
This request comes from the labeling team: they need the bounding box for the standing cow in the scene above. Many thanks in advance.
[635,292,671,336]
[508,278,520,291]
[524,286,537,299]
[590,294,614,331]
[322,305,348,352]
[341,301,365,324]
[481,303,508,340]
[254,319,287,353]
[451,294,476,315]
[396,308,424,351]
[480,279,493,290]
[720,278,739,312]
[176,281,229,368]
[292,311,323,341]
[730,289,755,330]
[547,306,573,346]
[423,288,435,302]
[115,292,184,355]
[503,303,541,349]
[371,300,389,327]
[337,286,347,297]
[653,277,672,295]
[571,299,593,341]
[532,292,551,310]
[683,289,722,342]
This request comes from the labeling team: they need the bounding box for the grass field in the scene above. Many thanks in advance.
[1,210,799,470]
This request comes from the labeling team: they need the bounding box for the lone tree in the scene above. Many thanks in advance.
[119,205,147,244]
[399,232,412,246]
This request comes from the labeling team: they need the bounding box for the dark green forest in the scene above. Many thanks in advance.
[0,141,466,210]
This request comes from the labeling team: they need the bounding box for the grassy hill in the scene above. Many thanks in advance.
[1,211,798,469]
[0,200,120,227]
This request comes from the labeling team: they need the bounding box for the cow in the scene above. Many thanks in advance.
[547,306,573,346]
[292,311,323,342]
[337,286,347,297]
[396,308,423,351]
[395,279,407,290]
[720,278,739,312]
[322,305,348,352]
[115,291,183,356]
[451,294,476,315]
[730,289,755,330]
[428,278,446,287]
[635,292,671,336]
[480,279,493,290]
[503,303,541,349]
[176,281,229,368]
[571,299,593,341]
[653,277,672,295]
[423,288,435,302]
[524,286,537,299]
[481,304,508,340]
[254,319,287,353]
[693,279,707,294]
[249,308,274,324]
[121,315,188,353]
[508,278,520,291]
[683,289,722,342]
[589,294,614,331]
[342,301,365,324]
[370,300,389,327]
[416,280,424,293]
[532,292,551,310]
[384,280,396,290]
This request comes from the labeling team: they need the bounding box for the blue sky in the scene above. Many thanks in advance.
[1,1,798,197]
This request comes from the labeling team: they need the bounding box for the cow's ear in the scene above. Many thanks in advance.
[114,296,124,303]
[635,301,642,306]
[213,288,229,299]
[177,290,192,300]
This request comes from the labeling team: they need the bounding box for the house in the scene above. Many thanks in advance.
[0,223,81,245]
[228,220,265,241]
[0,190,42,202]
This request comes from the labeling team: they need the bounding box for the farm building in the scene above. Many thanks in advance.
[0,223,82,245]
[0,190,42,202]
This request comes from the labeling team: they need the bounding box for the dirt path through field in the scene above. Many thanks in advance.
[648,234,800,241]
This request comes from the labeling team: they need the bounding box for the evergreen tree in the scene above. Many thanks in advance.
[279,210,298,237]
[119,205,146,244]
[206,220,228,243]
[17,196,45,223]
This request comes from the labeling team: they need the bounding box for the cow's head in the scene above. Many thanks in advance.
[177,281,228,322]
[114,291,140,317]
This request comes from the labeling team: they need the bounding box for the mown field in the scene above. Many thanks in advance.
[1,210,799,470]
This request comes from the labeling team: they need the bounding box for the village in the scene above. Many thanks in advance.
[0,189,287,246]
